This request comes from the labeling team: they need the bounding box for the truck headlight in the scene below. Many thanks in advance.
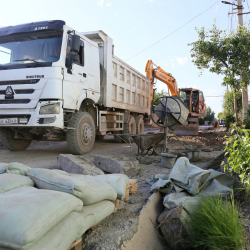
[39,103,60,114]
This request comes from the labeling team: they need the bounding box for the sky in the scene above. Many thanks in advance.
[0,0,249,117]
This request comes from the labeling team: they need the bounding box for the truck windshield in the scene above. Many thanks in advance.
[0,30,63,67]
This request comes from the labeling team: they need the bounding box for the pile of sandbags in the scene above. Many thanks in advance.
[0,163,129,250]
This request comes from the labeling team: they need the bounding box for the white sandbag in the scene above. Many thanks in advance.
[0,163,9,174]
[0,201,114,250]
[0,186,83,250]
[94,174,129,200]
[28,168,117,205]
[0,173,34,194]
[27,201,115,250]
[6,162,31,176]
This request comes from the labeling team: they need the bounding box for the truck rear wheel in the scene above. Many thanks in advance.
[114,115,136,143]
[66,112,95,155]
[135,115,144,135]
[0,128,31,151]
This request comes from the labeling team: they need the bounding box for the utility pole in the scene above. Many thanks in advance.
[237,0,249,120]
[222,0,249,120]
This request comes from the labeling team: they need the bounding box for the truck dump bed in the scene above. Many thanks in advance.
[81,30,152,115]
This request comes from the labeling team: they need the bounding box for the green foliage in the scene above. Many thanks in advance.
[179,91,187,101]
[223,89,242,117]
[225,114,236,130]
[189,23,250,90]
[199,117,205,125]
[204,106,215,124]
[153,90,168,105]
[189,195,245,250]
[243,107,250,129]
[223,124,250,184]
[218,112,224,120]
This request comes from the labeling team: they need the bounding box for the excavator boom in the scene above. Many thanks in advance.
[145,60,179,96]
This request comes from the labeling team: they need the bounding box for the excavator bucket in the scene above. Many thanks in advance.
[174,117,199,136]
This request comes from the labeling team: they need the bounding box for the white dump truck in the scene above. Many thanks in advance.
[0,20,152,154]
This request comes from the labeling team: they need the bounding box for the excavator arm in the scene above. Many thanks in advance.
[145,60,206,136]
[145,60,179,96]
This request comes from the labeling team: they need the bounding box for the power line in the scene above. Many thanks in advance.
[125,1,218,62]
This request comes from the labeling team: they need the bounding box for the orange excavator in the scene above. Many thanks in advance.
[145,60,206,135]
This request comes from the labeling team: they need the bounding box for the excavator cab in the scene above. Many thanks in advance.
[179,88,206,117]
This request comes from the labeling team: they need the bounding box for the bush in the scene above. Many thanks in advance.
[223,124,250,184]
[243,107,250,129]
[224,114,236,130]
[199,117,205,125]
[189,195,245,250]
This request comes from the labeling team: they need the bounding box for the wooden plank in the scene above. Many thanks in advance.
[123,188,130,201]
[126,179,137,189]
[90,222,100,230]
[68,237,82,250]
[128,179,137,186]
[130,183,138,194]
[112,199,120,207]
[126,179,138,195]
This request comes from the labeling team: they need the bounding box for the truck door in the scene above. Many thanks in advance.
[63,35,87,109]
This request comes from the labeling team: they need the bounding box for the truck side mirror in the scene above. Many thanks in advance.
[67,53,80,74]
[70,35,80,53]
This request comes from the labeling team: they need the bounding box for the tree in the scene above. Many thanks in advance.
[189,23,250,121]
[153,89,168,105]
[205,106,215,124]
[218,112,224,120]
[223,89,242,117]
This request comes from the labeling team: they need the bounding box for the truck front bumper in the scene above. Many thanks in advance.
[0,100,64,129]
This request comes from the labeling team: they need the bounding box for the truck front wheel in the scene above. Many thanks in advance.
[66,112,95,155]
[0,128,31,151]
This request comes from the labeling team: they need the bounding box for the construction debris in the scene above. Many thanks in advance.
[157,206,192,249]
[94,155,139,176]
[57,154,104,175]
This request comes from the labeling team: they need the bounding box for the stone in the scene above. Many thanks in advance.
[157,207,192,249]
[57,154,104,175]
[94,155,139,176]
[203,151,226,170]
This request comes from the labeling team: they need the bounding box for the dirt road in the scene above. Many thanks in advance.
[0,137,140,168]
[0,126,226,168]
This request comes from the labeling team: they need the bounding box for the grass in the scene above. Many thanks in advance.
[188,195,245,250]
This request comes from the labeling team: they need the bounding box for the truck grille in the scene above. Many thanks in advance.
[0,99,30,104]
[0,114,31,120]
[0,89,34,95]
[0,79,40,85]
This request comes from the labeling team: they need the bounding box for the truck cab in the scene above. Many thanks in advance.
[0,20,101,153]
[0,20,151,154]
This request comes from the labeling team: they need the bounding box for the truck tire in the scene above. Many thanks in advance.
[0,128,31,151]
[114,115,136,143]
[66,112,95,155]
[135,115,144,135]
